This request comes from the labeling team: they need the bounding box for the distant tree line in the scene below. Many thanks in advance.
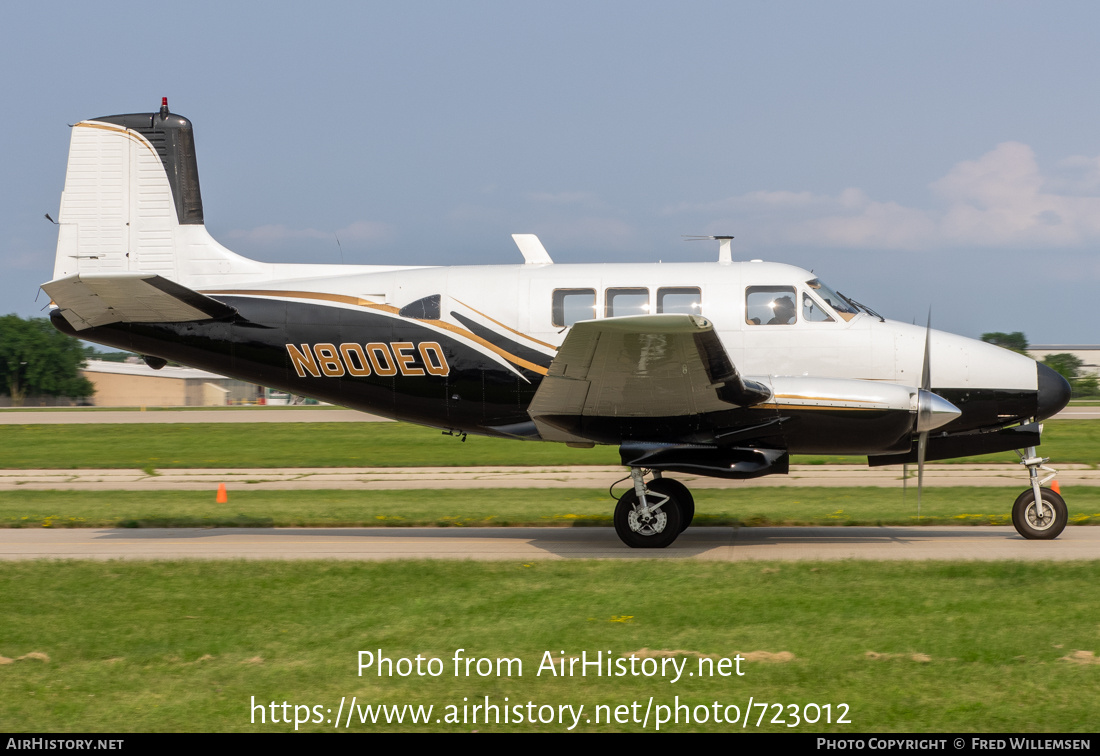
[981,332,1099,398]
[979,332,1029,354]
[0,314,94,405]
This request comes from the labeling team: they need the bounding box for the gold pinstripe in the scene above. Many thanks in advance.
[204,289,549,376]
[451,297,558,350]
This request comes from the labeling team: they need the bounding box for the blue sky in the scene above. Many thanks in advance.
[3,1,1098,343]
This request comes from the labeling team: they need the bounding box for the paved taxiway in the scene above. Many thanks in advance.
[2,525,1097,561]
[1056,406,1100,419]
[2,464,1097,490]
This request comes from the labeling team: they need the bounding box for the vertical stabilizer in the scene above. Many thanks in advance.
[52,100,266,286]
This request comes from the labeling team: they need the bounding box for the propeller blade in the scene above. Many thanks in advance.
[903,462,909,508]
[917,431,927,521]
[917,307,932,521]
[921,308,932,392]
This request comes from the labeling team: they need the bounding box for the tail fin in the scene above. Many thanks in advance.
[52,99,265,286]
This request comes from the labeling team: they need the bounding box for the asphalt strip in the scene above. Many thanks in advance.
[1,525,1098,561]
[1,464,1098,490]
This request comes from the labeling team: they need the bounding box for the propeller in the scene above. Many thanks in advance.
[917,310,932,520]
[913,310,963,520]
[902,462,910,507]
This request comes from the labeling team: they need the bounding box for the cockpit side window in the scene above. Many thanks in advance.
[806,278,858,322]
[746,286,797,325]
[802,292,834,322]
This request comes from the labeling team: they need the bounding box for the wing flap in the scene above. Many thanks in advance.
[42,272,236,331]
[528,314,770,442]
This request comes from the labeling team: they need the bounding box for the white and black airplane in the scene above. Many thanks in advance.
[42,100,1073,547]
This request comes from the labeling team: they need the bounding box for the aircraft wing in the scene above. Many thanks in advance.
[42,273,236,332]
[527,314,769,443]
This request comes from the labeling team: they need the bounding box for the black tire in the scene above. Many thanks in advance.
[614,488,682,548]
[1011,488,1067,540]
[647,478,695,532]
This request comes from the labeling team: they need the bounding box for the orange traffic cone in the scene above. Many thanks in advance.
[216,483,228,503]
[1051,480,1061,495]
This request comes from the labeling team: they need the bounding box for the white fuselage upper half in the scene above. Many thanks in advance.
[200,259,1038,394]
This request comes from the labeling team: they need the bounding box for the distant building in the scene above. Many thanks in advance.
[80,360,262,407]
[1027,346,1100,377]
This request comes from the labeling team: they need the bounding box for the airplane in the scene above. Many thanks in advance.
[41,100,1073,548]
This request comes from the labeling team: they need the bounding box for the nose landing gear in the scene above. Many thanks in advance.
[1012,447,1067,540]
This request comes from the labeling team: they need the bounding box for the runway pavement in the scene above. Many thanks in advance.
[1057,406,1100,419]
[2,525,1097,561]
[1,463,1097,490]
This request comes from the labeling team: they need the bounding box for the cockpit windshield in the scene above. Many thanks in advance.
[806,278,860,322]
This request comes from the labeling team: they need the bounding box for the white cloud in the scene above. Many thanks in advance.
[527,191,602,207]
[226,220,393,245]
[530,217,637,250]
[668,142,1100,250]
[446,204,505,223]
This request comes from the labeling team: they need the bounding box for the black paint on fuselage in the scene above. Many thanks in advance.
[53,296,1044,463]
[53,298,538,435]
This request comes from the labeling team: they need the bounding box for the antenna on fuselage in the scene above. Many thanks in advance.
[683,235,734,264]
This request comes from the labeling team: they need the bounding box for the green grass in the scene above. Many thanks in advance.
[1,560,1097,732]
[4,486,1099,528]
[0,419,1098,469]
[0,422,621,468]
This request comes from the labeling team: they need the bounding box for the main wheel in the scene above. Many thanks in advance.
[614,488,682,548]
[1011,488,1067,540]
[647,478,695,532]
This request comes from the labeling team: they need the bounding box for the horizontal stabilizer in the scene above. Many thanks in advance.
[42,272,236,332]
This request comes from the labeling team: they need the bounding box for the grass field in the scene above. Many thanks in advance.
[0,419,1097,469]
[1,560,1097,733]
[2,418,1096,735]
[3,486,1100,529]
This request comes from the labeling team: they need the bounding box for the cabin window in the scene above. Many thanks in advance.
[605,287,650,318]
[745,286,797,325]
[802,292,834,322]
[552,288,596,327]
[657,287,702,315]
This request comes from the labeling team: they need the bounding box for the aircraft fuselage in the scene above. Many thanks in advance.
[53,259,1063,461]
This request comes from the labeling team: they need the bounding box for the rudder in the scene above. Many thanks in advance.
[52,99,263,286]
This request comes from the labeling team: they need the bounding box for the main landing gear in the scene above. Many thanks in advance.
[1012,446,1067,540]
[614,469,694,548]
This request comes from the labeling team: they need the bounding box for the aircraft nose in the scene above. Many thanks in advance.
[1036,362,1071,420]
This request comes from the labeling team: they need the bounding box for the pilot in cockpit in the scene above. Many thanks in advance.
[767,295,796,325]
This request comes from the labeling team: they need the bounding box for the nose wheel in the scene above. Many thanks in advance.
[1012,447,1067,540]
[613,469,690,548]
[1011,488,1067,540]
